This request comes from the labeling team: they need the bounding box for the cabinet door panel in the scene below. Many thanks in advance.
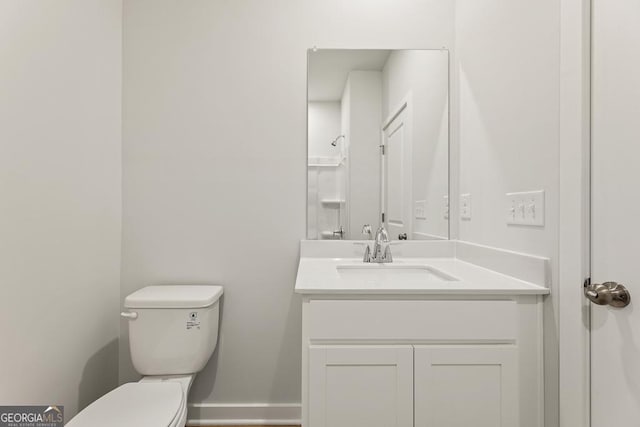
[414,346,518,427]
[309,345,413,427]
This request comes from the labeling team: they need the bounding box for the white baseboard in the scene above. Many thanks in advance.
[187,403,301,426]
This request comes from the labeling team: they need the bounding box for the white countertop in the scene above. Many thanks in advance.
[294,257,550,295]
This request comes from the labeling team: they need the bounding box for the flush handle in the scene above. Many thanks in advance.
[120,311,138,320]
[584,281,631,307]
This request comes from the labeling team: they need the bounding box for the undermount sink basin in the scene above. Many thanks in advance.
[336,264,458,283]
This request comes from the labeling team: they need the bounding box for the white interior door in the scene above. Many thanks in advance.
[383,103,412,240]
[590,0,640,424]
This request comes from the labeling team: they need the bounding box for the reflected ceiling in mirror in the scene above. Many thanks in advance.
[307,49,449,241]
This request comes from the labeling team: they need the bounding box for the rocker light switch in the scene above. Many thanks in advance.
[414,200,427,220]
[506,190,545,226]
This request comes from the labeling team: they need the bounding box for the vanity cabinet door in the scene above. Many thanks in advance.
[414,346,518,427]
[308,345,413,427]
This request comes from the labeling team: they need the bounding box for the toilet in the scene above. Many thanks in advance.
[68,285,223,427]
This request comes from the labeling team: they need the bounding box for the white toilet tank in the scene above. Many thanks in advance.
[123,285,223,376]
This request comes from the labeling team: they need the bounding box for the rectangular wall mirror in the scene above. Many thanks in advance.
[307,49,450,240]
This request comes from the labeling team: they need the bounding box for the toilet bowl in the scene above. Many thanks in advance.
[66,377,189,427]
[67,285,223,427]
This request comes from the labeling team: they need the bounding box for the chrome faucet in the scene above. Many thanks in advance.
[363,224,393,263]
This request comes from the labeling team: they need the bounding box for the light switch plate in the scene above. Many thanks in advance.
[460,194,471,220]
[443,195,449,220]
[506,190,545,226]
[415,200,427,220]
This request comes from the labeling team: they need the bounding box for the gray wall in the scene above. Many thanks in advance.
[455,1,561,424]
[0,0,122,419]
[121,0,454,405]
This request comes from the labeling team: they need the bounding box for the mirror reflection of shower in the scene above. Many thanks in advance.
[307,104,348,240]
[330,134,345,146]
[330,134,347,168]
[307,48,450,241]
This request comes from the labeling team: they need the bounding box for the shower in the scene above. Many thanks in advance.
[330,134,345,146]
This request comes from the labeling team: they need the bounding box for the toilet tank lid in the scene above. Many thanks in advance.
[124,285,223,309]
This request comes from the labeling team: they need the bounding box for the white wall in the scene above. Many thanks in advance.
[343,71,383,237]
[456,1,559,259]
[121,0,454,414]
[0,0,122,420]
[383,50,449,240]
[454,1,560,425]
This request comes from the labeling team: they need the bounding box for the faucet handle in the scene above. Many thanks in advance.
[362,224,373,239]
[375,225,389,242]
[383,245,393,262]
[362,245,371,262]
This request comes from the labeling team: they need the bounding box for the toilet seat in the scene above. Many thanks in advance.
[67,382,185,427]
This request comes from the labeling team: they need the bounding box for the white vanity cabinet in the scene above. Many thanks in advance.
[309,345,414,427]
[414,345,519,426]
[301,297,544,427]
